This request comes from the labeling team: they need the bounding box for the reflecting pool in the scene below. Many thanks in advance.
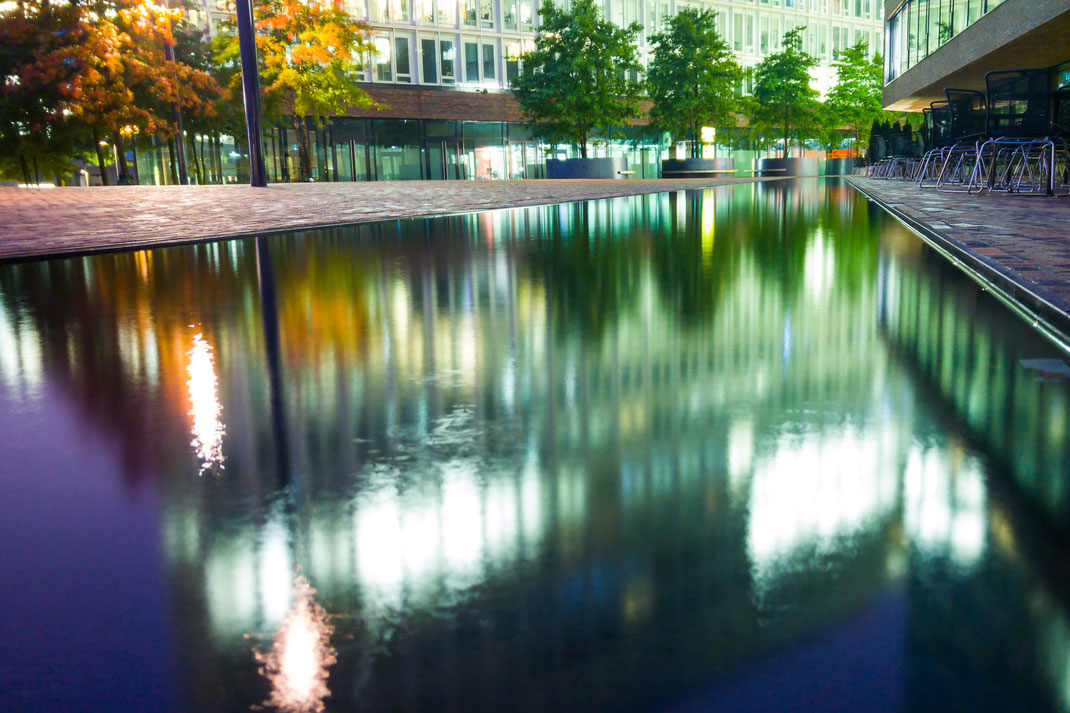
[2,179,1070,713]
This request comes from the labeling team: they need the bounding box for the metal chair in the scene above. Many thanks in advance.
[972,68,1063,195]
[917,102,953,186]
[936,88,986,191]
[866,135,887,177]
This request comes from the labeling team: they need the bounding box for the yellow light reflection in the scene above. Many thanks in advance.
[256,576,337,713]
[187,332,225,475]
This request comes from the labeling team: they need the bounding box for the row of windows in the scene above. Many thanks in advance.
[336,0,881,34]
[885,0,1007,82]
[366,32,532,85]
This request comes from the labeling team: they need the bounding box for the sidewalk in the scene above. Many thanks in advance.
[0,178,778,262]
[847,177,1070,340]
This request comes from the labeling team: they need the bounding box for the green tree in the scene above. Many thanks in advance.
[0,0,89,183]
[217,0,376,181]
[511,0,642,159]
[748,26,820,158]
[646,8,742,159]
[826,40,882,159]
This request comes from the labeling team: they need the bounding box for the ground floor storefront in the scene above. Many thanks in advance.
[112,117,842,186]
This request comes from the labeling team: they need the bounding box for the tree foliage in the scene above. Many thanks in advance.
[217,0,375,181]
[0,1,88,182]
[511,0,642,159]
[1,0,221,184]
[826,40,882,158]
[646,8,741,159]
[748,26,820,158]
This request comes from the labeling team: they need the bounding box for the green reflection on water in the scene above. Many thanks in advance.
[1,179,1070,713]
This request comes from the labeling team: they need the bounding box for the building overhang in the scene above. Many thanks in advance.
[883,0,1070,112]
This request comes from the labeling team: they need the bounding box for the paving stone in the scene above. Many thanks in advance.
[0,178,780,262]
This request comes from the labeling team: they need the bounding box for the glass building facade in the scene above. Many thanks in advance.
[129,0,882,185]
[884,0,1006,83]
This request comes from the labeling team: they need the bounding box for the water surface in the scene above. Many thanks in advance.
[2,179,1069,713]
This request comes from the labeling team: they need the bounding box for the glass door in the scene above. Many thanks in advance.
[426,139,462,179]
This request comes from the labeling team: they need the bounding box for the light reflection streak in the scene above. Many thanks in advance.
[187,332,225,475]
[255,576,337,713]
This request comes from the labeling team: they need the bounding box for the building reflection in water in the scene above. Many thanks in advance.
[2,180,1070,712]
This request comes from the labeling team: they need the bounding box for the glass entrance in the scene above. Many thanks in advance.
[426,139,463,180]
[508,141,541,179]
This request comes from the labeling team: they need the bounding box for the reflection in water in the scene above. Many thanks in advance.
[254,576,336,713]
[2,180,1070,713]
[187,332,225,475]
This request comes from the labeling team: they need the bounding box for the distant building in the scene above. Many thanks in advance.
[164,0,884,182]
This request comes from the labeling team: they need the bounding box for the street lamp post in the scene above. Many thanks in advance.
[235,0,268,187]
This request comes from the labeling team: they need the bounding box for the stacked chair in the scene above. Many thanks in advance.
[935,89,986,191]
[876,66,1070,196]
[967,70,1070,194]
[870,129,923,179]
[916,102,953,186]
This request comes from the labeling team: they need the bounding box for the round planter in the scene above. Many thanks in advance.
[822,158,856,176]
[661,158,735,177]
[755,157,820,177]
[546,157,630,179]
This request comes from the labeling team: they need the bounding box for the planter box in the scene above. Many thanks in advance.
[755,157,819,177]
[661,158,736,178]
[546,157,629,179]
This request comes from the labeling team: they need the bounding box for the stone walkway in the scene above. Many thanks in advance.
[0,178,778,261]
[847,177,1070,338]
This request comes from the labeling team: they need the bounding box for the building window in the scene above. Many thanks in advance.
[504,40,521,83]
[441,38,457,84]
[439,0,457,25]
[463,0,478,26]
[480,0,494,28]
[395,36,412,82]
[464,40,480,81]
[482,41,497,81]
[374,35,393,81]
[503,0,517,30]
[421,37,437,82]
[417,0,434,23]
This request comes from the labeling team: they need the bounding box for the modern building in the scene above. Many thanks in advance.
[155,0,884,183]
[881,0,1070,111]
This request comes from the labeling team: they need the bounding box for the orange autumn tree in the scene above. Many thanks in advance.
[217,0,376,181]
[58,0,221,184]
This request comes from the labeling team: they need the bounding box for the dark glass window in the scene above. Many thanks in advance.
[421,38,437,82]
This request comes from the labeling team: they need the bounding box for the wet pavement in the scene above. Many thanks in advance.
[0,178,780,261]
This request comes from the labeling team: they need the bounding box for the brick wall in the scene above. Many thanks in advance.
[344,84,655,125]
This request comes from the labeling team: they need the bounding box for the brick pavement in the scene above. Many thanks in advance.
[847,177,1070,337]
[0,178,779,261]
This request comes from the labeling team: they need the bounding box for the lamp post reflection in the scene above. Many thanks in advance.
[254,576,336,713]
[187,332,225,475]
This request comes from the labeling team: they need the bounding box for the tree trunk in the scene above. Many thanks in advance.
[112,132,130,184]
[92,127,111,186]
[19,153,31,185]
[32,154,40,185]
[783,106,789,159]
[187,133,203,184]
[167,138,179,185]
[292,115,310,181]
